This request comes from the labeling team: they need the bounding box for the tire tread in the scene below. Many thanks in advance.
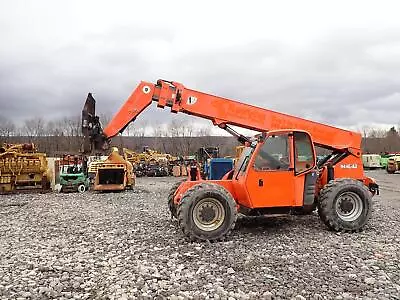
[317,178,372,232]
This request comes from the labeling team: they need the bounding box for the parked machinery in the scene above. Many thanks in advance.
[82,79,379,241]
[123,147,173,177]
[197,147,218,179]
[386,154,400,174]
[143,147,175,177]
[146,157,169,177]
[0,143,51,193]
[59,155,89,193]
[171,155,196,177]
[87,155,108,184]
[380,154,391,169]
[197,147,234,180]
[362,154,382,170]
[380,152,400,170]
[122,148,146,177]
[235,146,245,162]
[94,147,135,191]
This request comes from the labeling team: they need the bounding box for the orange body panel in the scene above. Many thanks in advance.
[174,175,306,209]
[177,87,361,151]
[103,81,155,138]
[175,180,237,204]
[103,80,361,152]
[245,169,296,207]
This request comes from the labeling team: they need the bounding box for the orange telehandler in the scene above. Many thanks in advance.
[82,79,379,241]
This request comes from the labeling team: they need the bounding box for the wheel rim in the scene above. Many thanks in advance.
[192,198,225,231]
[335,192,363,222]
[78,185,86,193]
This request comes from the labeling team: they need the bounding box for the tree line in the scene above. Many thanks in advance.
[1,115,400,156]
[361,126,400,154]
[0,115,239,157]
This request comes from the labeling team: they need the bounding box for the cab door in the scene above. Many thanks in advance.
[245,133,295,208]
[245,131,316,208]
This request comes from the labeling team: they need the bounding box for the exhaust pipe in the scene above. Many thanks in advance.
[81,93,110,153]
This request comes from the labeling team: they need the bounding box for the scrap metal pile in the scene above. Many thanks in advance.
[123,147,177,177]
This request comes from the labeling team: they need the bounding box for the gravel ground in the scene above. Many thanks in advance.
[0,170,399,300]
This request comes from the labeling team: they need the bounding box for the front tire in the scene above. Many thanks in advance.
[77,184,86,193]
[177,183,237,241]
[318,178,372,232]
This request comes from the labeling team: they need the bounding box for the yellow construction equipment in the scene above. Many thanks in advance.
[235,146,245,160]
[386,155,400,174]
[0,143,51,193]
[94,148,135,191]
[123,147,177,177]
[87,155,108,184]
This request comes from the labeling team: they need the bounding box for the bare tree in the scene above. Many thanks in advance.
[151,122,167,152]
[24,117,45,142]
[0,116,16,143]
[166,119,196,155]
[127,119,148,151]
[126,119,148,137]
[99,113,112,130]
[195,126,214,148]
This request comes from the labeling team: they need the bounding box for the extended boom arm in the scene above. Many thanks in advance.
[82,79,362,155]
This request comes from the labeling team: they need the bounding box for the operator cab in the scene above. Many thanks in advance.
[233,130,317,211]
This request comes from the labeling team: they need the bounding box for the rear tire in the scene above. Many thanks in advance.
[168,180,185,218]
[386,167,395,174]
[177,183,237,241]
[318,178,372,232]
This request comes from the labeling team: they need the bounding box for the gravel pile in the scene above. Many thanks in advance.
[0,172,399,299]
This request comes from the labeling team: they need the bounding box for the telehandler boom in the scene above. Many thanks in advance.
[82,79,378,241]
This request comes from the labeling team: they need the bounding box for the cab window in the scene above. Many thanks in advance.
[235,146,253,174]
[254,134,290,171]
[294,132,314,173]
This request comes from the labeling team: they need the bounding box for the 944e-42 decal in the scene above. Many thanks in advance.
[340,164,358,169]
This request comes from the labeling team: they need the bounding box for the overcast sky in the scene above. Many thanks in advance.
[1,0,400,135]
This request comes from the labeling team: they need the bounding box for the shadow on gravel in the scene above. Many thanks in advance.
[0,202,28,207]
[235,215,295,234]
[91,187,151,194]
[131,187,151,194]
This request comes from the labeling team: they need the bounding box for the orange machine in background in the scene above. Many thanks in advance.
[94,148,135,192]
[82,79,379,241]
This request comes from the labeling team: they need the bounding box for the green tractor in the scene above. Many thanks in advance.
[59,155,89,193]
[380,153,392,169]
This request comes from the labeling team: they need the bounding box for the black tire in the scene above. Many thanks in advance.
[318,178,372,232]
[77,184,86,193]
[177,183,237,241]
[168,180,185,218]
[386,167,395,174]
